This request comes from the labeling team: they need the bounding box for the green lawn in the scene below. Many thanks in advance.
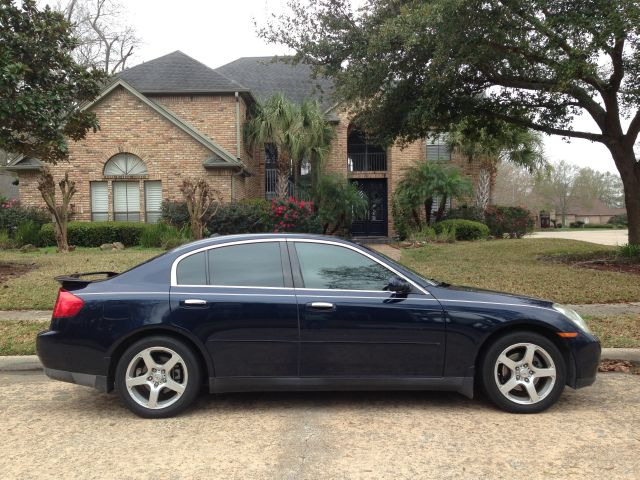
[0,320,50,355]
[0,247,162,310]
[586,314,640,348]
[401,238,640,304]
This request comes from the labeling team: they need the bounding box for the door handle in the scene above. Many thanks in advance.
[307,302,335,310]
[181,298,208,306]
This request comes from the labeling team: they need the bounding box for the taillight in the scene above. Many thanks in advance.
[52,289,85,318]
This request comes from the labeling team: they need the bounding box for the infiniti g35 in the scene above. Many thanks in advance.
[36,234,601,418]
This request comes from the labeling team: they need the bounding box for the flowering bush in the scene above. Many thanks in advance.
[269,197,322,233]
[484,206,535,238]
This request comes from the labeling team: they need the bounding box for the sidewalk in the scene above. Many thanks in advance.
[0,310,51,322]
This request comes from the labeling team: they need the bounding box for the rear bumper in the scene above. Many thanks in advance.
[44,368,108,392]
[37,330,109,391]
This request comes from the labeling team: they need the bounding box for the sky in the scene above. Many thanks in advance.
[45,0,620,175]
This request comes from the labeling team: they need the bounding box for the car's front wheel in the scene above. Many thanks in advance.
[481,331,566,413]
[115,336,201,418]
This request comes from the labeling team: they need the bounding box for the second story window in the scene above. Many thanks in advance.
[347,127,387,171]
[426,135,451,162]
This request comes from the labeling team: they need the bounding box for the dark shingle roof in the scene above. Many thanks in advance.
[118,51,248,94]
[215,56,336,110]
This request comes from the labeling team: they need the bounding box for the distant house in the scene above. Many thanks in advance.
[547,199,626,226]
[6,51,483,237]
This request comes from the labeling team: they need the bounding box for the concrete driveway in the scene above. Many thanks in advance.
[530,229,629,246]
[1,371,638,479]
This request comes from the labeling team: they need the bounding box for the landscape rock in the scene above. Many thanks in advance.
[112,242,125,250]
[99,243,113,251]
[19,244,38,253]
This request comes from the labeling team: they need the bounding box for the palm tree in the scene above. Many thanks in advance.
[245,94,334,199]
[245,94,301,198]
[296,99,334,192]
[396,161,472,226]
[446,122,547,211]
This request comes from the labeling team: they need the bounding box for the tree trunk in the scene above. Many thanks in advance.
[411,208,422,228]
[475,167,491,212]
[435,194,448,222]
[424,197,433,225]
[607,143,640,245]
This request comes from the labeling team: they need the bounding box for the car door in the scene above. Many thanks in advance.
[169,239,299,378]
[289,239,446,378]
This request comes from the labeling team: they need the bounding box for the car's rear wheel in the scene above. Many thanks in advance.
[481,331,566,413]
[115,336,201,418]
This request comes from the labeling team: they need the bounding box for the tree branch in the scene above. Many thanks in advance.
[486,111,605,142]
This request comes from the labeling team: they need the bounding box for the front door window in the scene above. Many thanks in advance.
[294,242,391,291]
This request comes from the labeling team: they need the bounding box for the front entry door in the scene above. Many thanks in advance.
[290,240,446,378]
[350,179,388,236]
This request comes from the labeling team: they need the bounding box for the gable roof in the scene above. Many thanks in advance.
[566,199,626,216]
[118,50,249,95]
[6,79,245,172]
[216,56,336,111]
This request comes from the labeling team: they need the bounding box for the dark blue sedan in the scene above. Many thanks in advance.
[37,234,600,418]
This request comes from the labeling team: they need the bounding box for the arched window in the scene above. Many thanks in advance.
[103,153,148,176]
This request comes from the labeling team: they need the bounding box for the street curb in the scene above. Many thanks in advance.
[0,355,42,371]
[1,348,639,372]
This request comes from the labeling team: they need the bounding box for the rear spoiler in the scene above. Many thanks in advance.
[54,271,118,288]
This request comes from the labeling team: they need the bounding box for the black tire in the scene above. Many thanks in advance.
[115,335,201,418]
[480,331,566,413]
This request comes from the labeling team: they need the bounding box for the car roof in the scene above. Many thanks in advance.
[168,233,356,255]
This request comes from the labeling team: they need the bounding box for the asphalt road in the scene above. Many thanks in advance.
[1,371,639,479]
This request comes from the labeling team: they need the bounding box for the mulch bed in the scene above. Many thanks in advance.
[0,262,36,285]
[599,360,640,375]
[572,259,640,276]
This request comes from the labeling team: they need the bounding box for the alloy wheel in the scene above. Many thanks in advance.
[494,342,557,405]
[125,346,188,410]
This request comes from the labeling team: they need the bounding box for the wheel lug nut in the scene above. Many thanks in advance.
[154,382,158,387]
[152,368,156,372]
[516,376,520,380]
[530,370,534,375]
[525,378,529,383]
[161,370,165,374]
[147,376,152,381]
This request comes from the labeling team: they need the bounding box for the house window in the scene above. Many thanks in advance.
[144,181,162,223]
[426,135,451,162]
[113,181,141,221]
[104,153,148,176]
[90,181,108,221]
[265,143,278,199]
[347,128,387,171]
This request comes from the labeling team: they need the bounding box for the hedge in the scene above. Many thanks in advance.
[39,222,148,247]
[484,206,535,238]
[434,219,489,241]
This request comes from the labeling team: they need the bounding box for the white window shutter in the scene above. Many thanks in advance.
[145,181,162,223]
[90,182,108,221]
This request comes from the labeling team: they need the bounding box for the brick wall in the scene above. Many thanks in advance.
[17,86,244,220]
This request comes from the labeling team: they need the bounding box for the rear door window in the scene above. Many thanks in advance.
[208,242,285,287]
[176,251,207,285]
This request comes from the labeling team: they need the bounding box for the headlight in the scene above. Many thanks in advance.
[552,304,591,333]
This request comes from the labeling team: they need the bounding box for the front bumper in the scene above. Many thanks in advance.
[569,332,601,389]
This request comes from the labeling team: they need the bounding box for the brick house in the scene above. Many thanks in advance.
[6,51,482,237]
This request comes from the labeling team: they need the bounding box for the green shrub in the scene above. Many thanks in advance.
[446,205,485,222]
[392,198,412,240]
[15,220,41,247]
[484,206,535,238]
[39,222,148,247]
[207,199,272,235]
[434,219,489,241]
[435,224,457,243]
[0,201,50,237]
[408,226,437,243]
[314,174,368,235]
[140,222,191,249]
[161,200,191,229]
[569,221,585,228]
[585,223,616,229]
[0,230,14,249]
[618,243,640,259]
[608,213,627,226]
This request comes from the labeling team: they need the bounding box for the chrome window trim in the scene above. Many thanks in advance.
[170,238,285,287]
[169,237,430,295]
[289,238,430,295]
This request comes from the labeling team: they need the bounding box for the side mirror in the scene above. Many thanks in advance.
[385,276,412,296]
